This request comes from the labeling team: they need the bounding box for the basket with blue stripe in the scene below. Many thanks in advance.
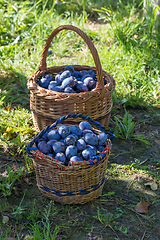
[26,114,115,204]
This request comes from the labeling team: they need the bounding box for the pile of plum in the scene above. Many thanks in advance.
[37,65,106,93]
[37,121,108,166]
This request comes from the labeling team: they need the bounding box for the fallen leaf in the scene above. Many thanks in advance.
[135,201,149,214]
[23,177,32,185]
[115,115,123,119]
[2,215,9,224]
[144,182,158,191]
[155,139,160,145]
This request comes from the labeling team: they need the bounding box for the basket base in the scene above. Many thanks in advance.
[37,182,104,205]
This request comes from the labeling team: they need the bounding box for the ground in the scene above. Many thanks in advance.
[0,106,160,240]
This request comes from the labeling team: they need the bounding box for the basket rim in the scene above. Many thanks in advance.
[27,65,115,101]
[26,113,114,171]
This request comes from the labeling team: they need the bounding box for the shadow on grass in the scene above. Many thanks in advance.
[0,172,160,240]
[0,69,30,110]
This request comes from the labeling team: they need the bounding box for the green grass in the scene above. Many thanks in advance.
[0,0,160,239]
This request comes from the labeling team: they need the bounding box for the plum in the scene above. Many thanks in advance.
[76,83,88,92]
[73,71,81,79]
[53,141,65,154]
[86,145,97,156]
[38,74,52,88]
[79,121,92,131]
[48,81,58,90]
[76,138,86,151]
[47,129,60,141]
[80,70,88,77]
[82,148,94,160]
[55,152,66,163]
[69,125,82,136]
[38,141,50,154]
[88,70,96,79]
[98,132,108,145]
[47,49,52,55]
[50,86,64,92]
[64,87,75,93]
[84,132,99,146]
[65,145,77,160]
[70,155,83,164]
[60,70,71,80]
[65,65,75,73]
[64,134,77,146]
[83,77,96,90]
[58,125,70,138]
[61,76,76,89]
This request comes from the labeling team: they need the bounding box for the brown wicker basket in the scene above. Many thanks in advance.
[26,114,113,205]
[27,25,115,132]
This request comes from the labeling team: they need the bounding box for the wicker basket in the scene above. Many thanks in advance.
[26,114,113,204]
[27,25,115,132]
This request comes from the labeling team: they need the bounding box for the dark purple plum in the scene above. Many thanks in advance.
[55,73,62,85]
[55,152,66,163]
[64,87,75,93]
[97,145,105,152]
[80,70,88,77]
[103,77,107,85]
[47,139,57,150]
[64,134,77,146]
[47,49,52,55]
[65,65,75,73]
[79,121,92,131]
[40,133,48,141]
[71,134,79,141]
[47,129,60,141]
[69,125,82,136]
[58,125,70,138]
[81,74,91,81]
[65,145,77,160]
[60,70,71,80]
[83,77,96,90]
[84,132,99,146]
[38,75,52,88]
[73,71,81,79]
[82,148,94,160]
[88,70,96,79]
[51,86,64,92]
[42,74,53,81]
[53,141,65,154]
[98,132,108,145]
[86,145,97,156]
[70,155,83,165]
[38,141,50,154]
[76,83,88,92]
[61,76,76,89]
[82,129,93,136]
[76,138,86,151]
[48,81,58,90]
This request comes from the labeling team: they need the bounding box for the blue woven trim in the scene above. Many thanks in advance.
[39,177,105,197]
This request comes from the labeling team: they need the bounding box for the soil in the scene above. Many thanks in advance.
[0,106,160,240]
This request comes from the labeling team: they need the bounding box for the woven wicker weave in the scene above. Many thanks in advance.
[27,114,113,204]
[27,25,115,132]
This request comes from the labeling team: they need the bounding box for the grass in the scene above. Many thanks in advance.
[0,0,160,239]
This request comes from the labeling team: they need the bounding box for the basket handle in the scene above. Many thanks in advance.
[39,25,104,90]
